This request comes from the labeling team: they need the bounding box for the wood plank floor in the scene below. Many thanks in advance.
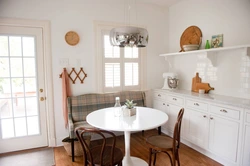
[54,129,223,166]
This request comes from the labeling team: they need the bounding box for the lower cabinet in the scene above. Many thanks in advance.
[242,111,250,166]
[184,108,209,148]
[152,89,245,166]
[208,115,239,162]
[165,103,183,132]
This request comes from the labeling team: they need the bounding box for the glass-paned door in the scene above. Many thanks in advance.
[0,25,47,153]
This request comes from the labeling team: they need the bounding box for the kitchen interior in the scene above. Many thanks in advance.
[1,0,250,166]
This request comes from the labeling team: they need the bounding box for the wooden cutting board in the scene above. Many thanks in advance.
[192,73,201,92]
[196,83,215,93]
[180,26,202,52]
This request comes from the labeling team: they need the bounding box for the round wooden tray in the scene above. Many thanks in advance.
[180,26,202,52]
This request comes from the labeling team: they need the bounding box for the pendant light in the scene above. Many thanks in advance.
[109,0,149,47]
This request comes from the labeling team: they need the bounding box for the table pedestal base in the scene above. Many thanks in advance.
[122,156,147,166]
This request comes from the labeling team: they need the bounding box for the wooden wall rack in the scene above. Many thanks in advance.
[59,67,87,84]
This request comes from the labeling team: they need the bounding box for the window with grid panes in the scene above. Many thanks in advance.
[102,30,142,92]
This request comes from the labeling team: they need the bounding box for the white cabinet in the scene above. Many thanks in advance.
[152,89,246,166]
[208,115,239,162]
[208,104,242,163]
[165,103,183,132]
[242,111,250,166]
[165,94,184,132]
[184,108,209,148]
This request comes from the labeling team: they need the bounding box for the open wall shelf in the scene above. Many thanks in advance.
[159,45,250,66]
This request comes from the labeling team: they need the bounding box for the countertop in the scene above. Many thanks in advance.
[154,89,250,109]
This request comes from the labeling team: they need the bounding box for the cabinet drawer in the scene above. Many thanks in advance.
[186,99,208,111]
[166,95,184,105]
[210,105,240,120]
[246,112,250,123]
[153,92,166,101]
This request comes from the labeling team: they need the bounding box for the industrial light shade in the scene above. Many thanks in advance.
[110,26,149,47]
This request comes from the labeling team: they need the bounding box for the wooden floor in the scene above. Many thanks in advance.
[54,129,223,166]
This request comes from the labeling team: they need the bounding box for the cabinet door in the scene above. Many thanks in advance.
[242,125,250,166]
[166,103,183,132]
[153,100,167,113]
[209,115,239,162]
[185,109,208,148]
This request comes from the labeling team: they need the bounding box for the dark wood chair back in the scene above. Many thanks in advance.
[75,127,123,166]
[173,108,184,151]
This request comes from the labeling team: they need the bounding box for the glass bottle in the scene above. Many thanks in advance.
[114,97,121,116]
[205,40,210,49]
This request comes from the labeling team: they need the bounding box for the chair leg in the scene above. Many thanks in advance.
[153,152,157,166]
[176,150,180,166]
[148,148,152,166]
[172,151,176,166]
[158,126,161,135]
[71,139,75,162]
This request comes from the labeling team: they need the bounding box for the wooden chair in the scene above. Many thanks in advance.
[145,108,184,166]
[75,127,124,166]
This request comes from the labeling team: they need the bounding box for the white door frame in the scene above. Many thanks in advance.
[0,17,56,147]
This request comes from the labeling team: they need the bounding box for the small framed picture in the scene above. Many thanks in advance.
[211,34,223,48]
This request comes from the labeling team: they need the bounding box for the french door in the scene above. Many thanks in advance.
[0,25,48,153]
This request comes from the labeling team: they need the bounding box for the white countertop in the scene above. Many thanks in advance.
[155,89,250,109]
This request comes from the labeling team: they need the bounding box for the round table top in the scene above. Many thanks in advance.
[86,107,168,132]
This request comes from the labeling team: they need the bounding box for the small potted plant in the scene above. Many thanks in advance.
[123,99,137,116]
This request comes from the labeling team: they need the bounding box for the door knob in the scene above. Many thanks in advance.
[40,97,45,101]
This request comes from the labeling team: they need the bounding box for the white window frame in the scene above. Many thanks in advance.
[95,22,147,93]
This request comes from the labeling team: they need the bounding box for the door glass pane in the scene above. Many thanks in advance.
[10,58,23,77]
[26,97,38,116]
[0,58,10,77]
[0,99,13,118]
[11,78,24,97]
[1,118,14,139]
[27,116,39,135]
[0,79,11,98]
[14,117,27,137]
[24,78,37,96]
[9,36,22,57]
[23,37,35,57]
[13,98,25,117]
[23,58,36,76]
[0,36,9,56]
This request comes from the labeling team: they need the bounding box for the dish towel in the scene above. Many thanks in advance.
[61,68,72,128]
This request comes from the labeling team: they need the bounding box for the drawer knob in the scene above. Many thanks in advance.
[194,103,199,106]
[173,98,177,101]
[158,94,161,97]
[203,115,207,118]
[210,117,213,120]
[167,104,169,106]
[220,109,228,113]
[163,103,165,105]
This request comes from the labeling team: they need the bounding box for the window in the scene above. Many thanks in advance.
[96,26,146,93]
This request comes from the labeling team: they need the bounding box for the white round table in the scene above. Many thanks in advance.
[86,106,168,166]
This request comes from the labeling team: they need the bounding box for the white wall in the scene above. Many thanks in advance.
[167,0,250,98]
[0,0,168,145]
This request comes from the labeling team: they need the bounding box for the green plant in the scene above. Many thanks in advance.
[124,99,137,109]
